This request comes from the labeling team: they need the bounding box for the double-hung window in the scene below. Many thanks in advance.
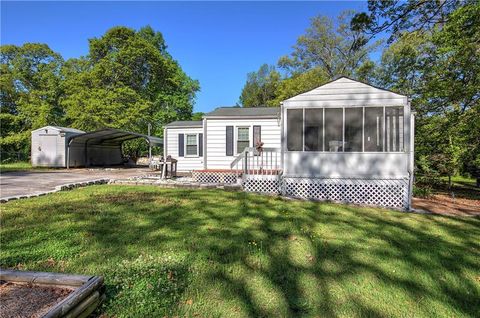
[237,127,250,153]
[185,134,198,156]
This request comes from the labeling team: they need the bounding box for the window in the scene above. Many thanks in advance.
[304,109,323,151]
[325,108,343,152]
[386,107,404,152]
[186,134,198,156]
[237,127,249,153]
[344,108,363,152]
[364,107,384,152]
[287,109,303,151]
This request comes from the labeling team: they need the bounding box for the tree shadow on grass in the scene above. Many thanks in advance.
[1,186,479,317]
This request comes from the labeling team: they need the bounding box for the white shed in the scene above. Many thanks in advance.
[31,126,85,167]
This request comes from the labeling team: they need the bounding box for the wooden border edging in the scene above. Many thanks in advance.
[0,269,105,318]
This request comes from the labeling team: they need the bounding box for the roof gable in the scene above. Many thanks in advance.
[31,126,85,134]
[285,76,406,102]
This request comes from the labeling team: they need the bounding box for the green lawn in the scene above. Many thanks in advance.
[1,186,479,317]
[0,161,49,173]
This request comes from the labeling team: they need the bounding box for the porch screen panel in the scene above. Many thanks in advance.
[385,107,404,152]
[304,109,323,151]
[324,108,343,152]
[344,108,363,152]
[364,107,384,152]
[287,109,303,151]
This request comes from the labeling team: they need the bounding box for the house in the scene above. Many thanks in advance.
[167,77,414,209]
[164,107,281,171]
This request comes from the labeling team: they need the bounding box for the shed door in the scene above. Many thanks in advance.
[39,134,58,166]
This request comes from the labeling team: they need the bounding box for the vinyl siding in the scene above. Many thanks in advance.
[165,127,204,172]
[284,77,405,108]
[284,152,409,178]
[205,118,281,169]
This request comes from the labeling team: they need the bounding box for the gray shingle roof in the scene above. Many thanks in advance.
[205,107,280,117]
[164,121,203,128]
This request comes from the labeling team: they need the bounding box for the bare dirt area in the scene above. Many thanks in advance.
[413,194,480,216]
[0,281,73,318]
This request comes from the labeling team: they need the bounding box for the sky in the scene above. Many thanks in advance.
[1,1,372,113]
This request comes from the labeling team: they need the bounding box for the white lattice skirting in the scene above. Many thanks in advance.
[192,171,239,184]
[282,177,409,209]
[243,175,281,194]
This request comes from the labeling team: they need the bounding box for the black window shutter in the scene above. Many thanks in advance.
[253,125,261,146]
[199,133,203,157]
[178,134,184,157]
[226,126,234,156]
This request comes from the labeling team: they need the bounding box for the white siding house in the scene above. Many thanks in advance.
[203,108,281,169]
[163,108,281,171]
[163,77,414,209]
[31,126,85,167]
[163,121,204,172]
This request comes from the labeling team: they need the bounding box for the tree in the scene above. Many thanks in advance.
[375,2,480,186]
[0,43,64,159]
[191,112,204,121]
[239,64,281,107]
[351,0,464,42]
[270,67,329,106]
[278,11,381,78]
[62,26,200,137]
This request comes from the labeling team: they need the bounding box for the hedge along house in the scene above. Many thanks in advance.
[164,77,414,209]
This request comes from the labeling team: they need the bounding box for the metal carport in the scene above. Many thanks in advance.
[66,128,163,168]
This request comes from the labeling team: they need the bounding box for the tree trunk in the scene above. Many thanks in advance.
[476,177,480,188]
[448,175,452,189]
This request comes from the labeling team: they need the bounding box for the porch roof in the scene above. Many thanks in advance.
[205,107,280,118]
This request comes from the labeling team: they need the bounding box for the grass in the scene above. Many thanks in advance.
[0,161,50,173]
[441,175,478,189]
[1,185,479,317]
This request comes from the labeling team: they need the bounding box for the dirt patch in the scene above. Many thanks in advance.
[0,281,73,318]
[413,194,480,216]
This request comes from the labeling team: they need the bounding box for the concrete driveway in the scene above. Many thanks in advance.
[0,168,149,199]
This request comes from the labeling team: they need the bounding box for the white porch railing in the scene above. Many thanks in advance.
[230,147,282,176]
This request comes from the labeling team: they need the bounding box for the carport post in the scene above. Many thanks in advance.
[148,123,152,164]
[66,139,71,169]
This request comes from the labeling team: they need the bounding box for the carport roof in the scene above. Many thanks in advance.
[68,128,163,146]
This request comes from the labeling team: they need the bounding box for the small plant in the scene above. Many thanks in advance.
[105,253,189,318]
[413,185,433,198]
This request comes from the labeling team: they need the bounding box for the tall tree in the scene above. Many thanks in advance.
[375,2,480,185]
[62,26,200,136]
[0,43,64,158]
[278,11,380,78]
[239,64,281,107]
[351,0,465,42]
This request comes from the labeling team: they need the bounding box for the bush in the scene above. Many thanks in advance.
[413,185,433,198]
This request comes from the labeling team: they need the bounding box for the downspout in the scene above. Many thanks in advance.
[407,106,416,211]
[203,117,207,169]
